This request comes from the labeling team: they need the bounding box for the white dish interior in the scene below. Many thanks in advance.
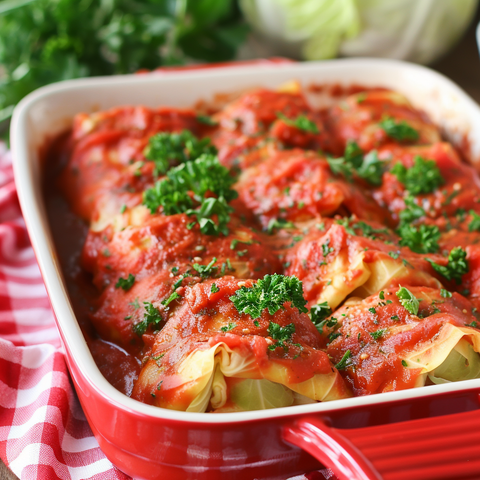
[11,58,480,424]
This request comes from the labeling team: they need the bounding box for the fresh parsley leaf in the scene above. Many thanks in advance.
[401,360,408,367]
[144,130,217,176]
[267,217,296,234]
[133,302,162,336]
[211,283,220,293]
[230,274,308,319]
[162,291,181,307]
[379,291,385,300]
[220,322,236,333]
[389,251,400,260]
[354,221,389,240]
[143,154,238,236]
[391,156,444,195]
[310,302,333,331]
[115,273,135,291]
[379,117,419,141]
[334,350,352,370]
[322,239,334,257]
[440,289,452,298]
[397,223,440,254]
[196,115,218,126]
[276,112,319,133]
[465,321,478,328]
[327,140,363,181]
[468,210,480,232]
[267,322,296,351]
[427,247,469,284]
[335,218,355,235]
[355,150,384,186]
[370,328,387,340]
[396,287,420,315]
[368,307,376,315]
[192,257,218,279]
[399,195,425,224]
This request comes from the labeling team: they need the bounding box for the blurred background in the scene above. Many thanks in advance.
[1,0,479,140]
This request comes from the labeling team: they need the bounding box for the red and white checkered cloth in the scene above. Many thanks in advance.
[0,142,334,480]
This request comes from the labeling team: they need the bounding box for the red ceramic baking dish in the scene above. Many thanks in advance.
[10,59,480,480]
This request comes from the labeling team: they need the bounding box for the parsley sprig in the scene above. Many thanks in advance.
[427,247,469,284]
[133,302,163,336]
[391,156,444,195]
[396,287,420,315]
[276,112,319,133]
[468,210,480,232]
[328,141,384,185]
[379,117,419,142]
[144,130,217,176]
[115,273,135,291]
[267,322,296,351]
[230,274,308,319]
[143,154,238,235]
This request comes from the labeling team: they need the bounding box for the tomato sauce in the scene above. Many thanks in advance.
[42,84,480,412]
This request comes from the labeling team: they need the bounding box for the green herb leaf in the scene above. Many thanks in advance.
[397,223,440,254]
[468,210,480,232]
[370,328,387,340]
[192,257,218,279]
[399,195,425,224]
[221,322,236,332]
[197,114,218,126]
[144,130,217,176]
[161,291,181,307]
[440,289,452,298]
[143,154,237,236]
[133,301,162,336]
[230,274,308,319]
[334,350,352,370]
[267,322,295,351]
[396,287,420,315]
[379,117,419,142]
[276,112,319,133]
[115,273,135,291]
[391,156,444,195]
[427,247,469,284]
[267,217,296,234]
[310,301,332,331]
[211,283,220,293]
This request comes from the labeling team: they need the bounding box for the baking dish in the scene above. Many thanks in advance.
[10,58,480,480]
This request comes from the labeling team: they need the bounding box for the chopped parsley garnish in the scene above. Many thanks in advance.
[368,307,376,315]
[440,289,452,298]
[129,298,140,310]
[401,360,408,367]
[399,195,425,224]
[276,112,319,133]
[379,291,385,300]
[267,217,296,234]
[144,130,217,176]
[161,291,181,307]
[196,115,218,126]
[192,257,218,279]
[391,156,444,195]
[120,204,127,214]
[322,239,334,257]
[327,141,384,185]
[133,302,163,336]
[211,283,220,293]
[115,273,135,291]
[334,350,352,370]
[468,210,480,232]
[396,287,420,315]
[427,247,469,284]
[355,150,384,186]
[171,266,179,275]
[230,274,308,319]
[230,239,253,250]
[220,322,237,333]
[391,315,400,321]
[143,154,237,236]
[370,328,387,340]
[466,321,478,328]
[379,117,419,142]
[267,321,296,351]
[335,218,355,235]
[328,332,342,342]
[389,251,400,260]
[310,302,333,332]
[397,223,440,254]
[253,320,260,327]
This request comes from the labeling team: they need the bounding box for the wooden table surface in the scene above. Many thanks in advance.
[2,11,480,480]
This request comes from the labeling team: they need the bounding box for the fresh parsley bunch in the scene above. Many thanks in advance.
[144,130,217,176]
[143,153,238,235]
[230,273,308,319]
[0,0,247,128]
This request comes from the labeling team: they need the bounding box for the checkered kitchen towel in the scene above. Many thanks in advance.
[0,142,334,480]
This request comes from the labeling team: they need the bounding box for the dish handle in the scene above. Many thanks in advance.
[282,407,480,480]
